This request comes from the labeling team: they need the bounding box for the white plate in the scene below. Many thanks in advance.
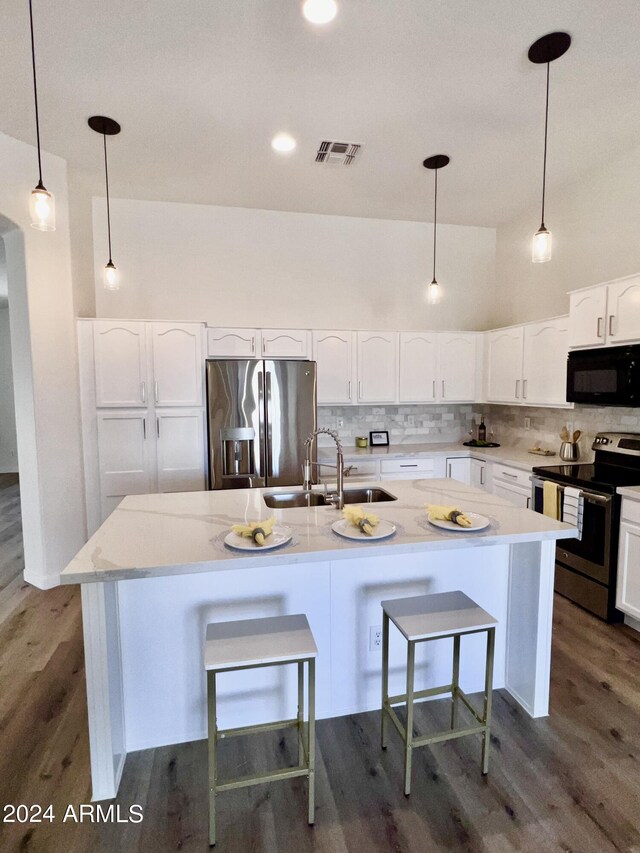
[428,512,490,532]
[331,518,397,541]
[224,524,293,552]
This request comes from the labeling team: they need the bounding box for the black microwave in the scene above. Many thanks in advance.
[566,344,640,406]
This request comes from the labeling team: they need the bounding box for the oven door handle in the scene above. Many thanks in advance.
[530,476,612,506]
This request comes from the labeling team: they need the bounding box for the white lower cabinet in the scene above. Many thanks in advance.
[446,457,472,484]
[470,459,490,490]
[616,500,640,620]
[379,457,445,480]
[492,480,530,508]
[97,412,155,519]
[343,460,379,482]
[492,464,532,508]
[156,409,205,493]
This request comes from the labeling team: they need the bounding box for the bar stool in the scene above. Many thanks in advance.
[204,613,317,847]
[380,590,497,795]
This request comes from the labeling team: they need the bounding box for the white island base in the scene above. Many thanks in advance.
[64,479,573,801]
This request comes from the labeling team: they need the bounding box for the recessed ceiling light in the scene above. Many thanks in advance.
[302,0,338,25]
[271,132,297,154]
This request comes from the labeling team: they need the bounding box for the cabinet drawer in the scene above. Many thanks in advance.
[380,458,436,475]
[621,498,640,526]
[492,464,531,489]
[344,460,378,479]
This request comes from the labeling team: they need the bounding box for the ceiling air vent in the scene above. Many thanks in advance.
[315,141,362,166]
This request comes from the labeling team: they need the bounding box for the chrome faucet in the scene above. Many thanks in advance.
[303,428,344,510]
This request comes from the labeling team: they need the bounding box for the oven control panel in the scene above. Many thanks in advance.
[593,432,640,455]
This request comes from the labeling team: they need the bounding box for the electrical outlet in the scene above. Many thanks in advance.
[407,414,415,426]
[369,625,382,651]
[337,418,344,428]
[524,417,531,430]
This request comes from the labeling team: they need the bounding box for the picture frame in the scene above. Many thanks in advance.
[369,430,389,447]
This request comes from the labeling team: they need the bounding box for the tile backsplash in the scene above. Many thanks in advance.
[317,404,476,446]
[317,402,640,459]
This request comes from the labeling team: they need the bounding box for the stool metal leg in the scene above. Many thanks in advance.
[297,661,305,767]
[307,658,316,825]
[404,640,415,796]
[481,627,495,775]
[381,611,389,750]
[451,633,460,730]
[207,670,217,847]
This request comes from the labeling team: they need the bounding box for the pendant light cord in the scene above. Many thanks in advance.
[540,61,550,227]
[432,168,438,283]
[103,133,113,262]
[28,0,43,186]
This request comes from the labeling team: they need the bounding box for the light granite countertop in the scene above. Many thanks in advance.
[319,442,559,472]
[617,486,640,500]
[61,478,576,585]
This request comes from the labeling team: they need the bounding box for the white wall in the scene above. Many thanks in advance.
[492,143,640,327]
[0,305,18,473]
[0,131,86,588]
[93,198,496,331]
[0,238,7,305]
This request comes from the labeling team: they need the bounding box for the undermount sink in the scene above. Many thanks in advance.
[263,487,397,509]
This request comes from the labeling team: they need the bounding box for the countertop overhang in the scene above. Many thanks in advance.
[61,478,577,585]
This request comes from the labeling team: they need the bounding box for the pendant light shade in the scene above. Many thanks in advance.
[28,0,55,231]
[423,154,450,304]
[89,116,122,291]
[528,31,571,264]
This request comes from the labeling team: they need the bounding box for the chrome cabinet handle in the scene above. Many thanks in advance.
[251,336,255,353]
[141,381,146,404]
[447,463,452,477]
[348,380,352,400]
[597,317,604,338]
[515,379,520,399]
[523,379,528,399]
[263,340,268,354]
[480,466,485,486]
[432,379,436,398]
[154,380,159,403]
[400,464,418,468]
[502,471,518,479]
[143,417,146,439]
[156,417,160,438]
[442,379,445,398]
[526,496,531,508]
[358,380,362,400]
[609,315,615,336]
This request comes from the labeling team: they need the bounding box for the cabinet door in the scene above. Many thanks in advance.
[606,276,640,345]
[312,331,355,405]
[470,459,489,490]
[93,321,147,407]
[155,409,205,493]
[522,318,569,406]
[617,521,640,619]
[568,287,607,348]
[486,327,524,403]
[97,411,154,519]
[492,480,531,508]
[151,323,204,407]
[207,327,260,358]
[439,333,477,402]
[446,457,471,484]
[261,329,311,359]
[399,333,438,402]
[357,331,398,403]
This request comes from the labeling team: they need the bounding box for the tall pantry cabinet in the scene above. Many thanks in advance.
[78,320,207,532]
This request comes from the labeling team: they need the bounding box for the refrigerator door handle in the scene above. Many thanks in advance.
[265,371,273,478]
[257,371,266,479]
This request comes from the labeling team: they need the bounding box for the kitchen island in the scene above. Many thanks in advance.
[61,478,576,800]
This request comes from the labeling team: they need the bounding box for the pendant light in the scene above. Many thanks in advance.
[528,31,571,263]
[27,0,55,231]
[423,154,450,304]
[89,116,121,291]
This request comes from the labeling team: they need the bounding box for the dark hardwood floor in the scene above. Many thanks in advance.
[1,476,639,851]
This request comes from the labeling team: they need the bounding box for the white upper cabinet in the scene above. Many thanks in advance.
[261,329,311,359]
[357,331,398,403]
[312,330,356,405]
[151,323,204,407]
[439,332,477,402]
[93,321,147,407]
[568,286,608,348]
[207,327,260,358]
[606,275,640,345]
[522,318,569,406]
[486,327,524,403]
[399,332,438,403]
[155,409,206,493]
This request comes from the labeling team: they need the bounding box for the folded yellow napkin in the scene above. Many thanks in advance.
[427,504,473,528]
[231,517,276,546]
[343,505,379,535]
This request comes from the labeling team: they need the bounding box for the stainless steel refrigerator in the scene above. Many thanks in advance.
[206,359,317,490]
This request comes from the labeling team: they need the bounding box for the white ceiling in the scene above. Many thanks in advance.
[2,0,640,227]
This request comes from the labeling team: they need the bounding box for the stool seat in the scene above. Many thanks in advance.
[205,614,318,671]
[381,590,497,641]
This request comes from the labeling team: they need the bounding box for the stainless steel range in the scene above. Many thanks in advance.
[531,432,640,622]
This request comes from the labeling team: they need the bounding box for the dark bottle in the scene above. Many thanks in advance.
[478,416,487,442]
